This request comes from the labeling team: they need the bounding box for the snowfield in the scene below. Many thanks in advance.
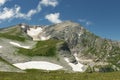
[64,53,84,72]
[27,27,43,37]
[26,27,50,41]
[0,46,3,48]
[9,42,30,49]
[13,61,63,70]
[27,27,43,41]
[64,58,84,72]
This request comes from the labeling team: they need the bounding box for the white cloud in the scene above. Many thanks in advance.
[0,0,7,6]
[0,7,15,20]
[40,0,58,7]
[26,10,37,18]
[0,5,38,21]
[45,13,62,24]
[78,19,92,26]
[0,0,58,23]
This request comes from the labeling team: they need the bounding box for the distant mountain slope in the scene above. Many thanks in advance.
[0,21,120,72]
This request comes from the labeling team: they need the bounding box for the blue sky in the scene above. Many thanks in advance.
[0,0,120,40]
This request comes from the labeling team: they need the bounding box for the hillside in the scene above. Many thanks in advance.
[0,57,22,72]
[0,21,120,72]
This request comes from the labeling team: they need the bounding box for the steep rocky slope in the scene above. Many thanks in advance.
[45,21,120,72]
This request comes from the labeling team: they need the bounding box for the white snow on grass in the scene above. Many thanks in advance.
[0,46,3,48]
[64,53,84,72]
[13,61,63,70]
[9,42,30,49]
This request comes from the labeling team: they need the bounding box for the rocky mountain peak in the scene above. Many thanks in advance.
[0,21,120,72]
[50,21,82,31]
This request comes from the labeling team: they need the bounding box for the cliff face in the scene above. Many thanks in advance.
[0,21,120,72]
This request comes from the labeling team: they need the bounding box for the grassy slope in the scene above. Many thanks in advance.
[0,33,26,41]
[0,26,26,41]
[18,39,63,56]
[0,69,120,80]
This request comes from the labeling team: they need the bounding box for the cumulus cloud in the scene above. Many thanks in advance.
[0,0,58,23]
[78,19,92,26]
[40,0,58,7]
[15,7,38,20]
[0,7,14,20]
[0,0,7,6]
[0,5,25,20]
[45,13,62,24]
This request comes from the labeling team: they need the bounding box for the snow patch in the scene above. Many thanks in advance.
[9,42,30,49]
[27,27,43,41]
[64,58,84,72]
[64,53,84,72]
[40,36,51,41]
[78,33,82,37]
[0,46,3,48]
[27,27,43,37]
[13,61,63,70]
[78,32,83,37]
[21,25,25,28]
[74,53,79,61]
[27,27,50,41]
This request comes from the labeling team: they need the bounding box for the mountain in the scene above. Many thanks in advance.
[0,21,120,72]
